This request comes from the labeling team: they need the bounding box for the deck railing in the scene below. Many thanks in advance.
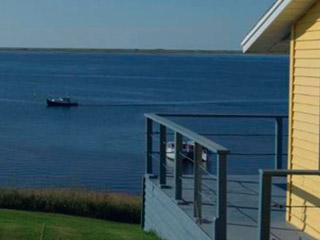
[157,113,288,170]
[257,169,320,240]
[144,113,289,240]
[145,113,229,240]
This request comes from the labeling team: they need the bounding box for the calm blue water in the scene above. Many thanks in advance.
[0,51,289,194]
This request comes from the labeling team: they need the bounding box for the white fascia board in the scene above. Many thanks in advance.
[241,0,292,53]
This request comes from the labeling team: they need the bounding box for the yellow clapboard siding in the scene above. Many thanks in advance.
[292,162,308,170]
[292,116,320,130]
[292,160,319,171]
[293,120,319,133]
[290,4,320,238]
[293,103,320,115]
[292,181,320,196]
[295,49,320,59]
[292,176,320,190]
[293,85,320,96]
[293,94,319,106]
[290,214,320,239]
[290,216,320,239]
[292,128,319,142]
[292,175,320,186]
[290,194,319,207]
[294,76,320,87]
[290,197,320,216]
[292,112,320,125]
[296,30,320,41]
[293,220,320,239]
[289,215,305,230]
[292,138,319,153]
[296,22,320,35]
[291,210,320,226]
[292,152,319,167]
[292,179,320,196]
[302,225,320,239]
[292,161,320,172]
[291,192,316,204]
[296,40,320,50]
[294,67,320,77]
[291,208,318,229]
[292,147,318,162]
[294,58,320,67]
[303,209,320,223]
[293,112,319,125]
[290,205,320,229]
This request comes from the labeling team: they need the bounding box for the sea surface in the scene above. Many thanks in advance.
[0,51,289,194]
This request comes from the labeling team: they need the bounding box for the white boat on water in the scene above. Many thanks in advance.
[166,141,208,162]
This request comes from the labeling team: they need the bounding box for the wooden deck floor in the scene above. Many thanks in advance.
[150,174,316,240]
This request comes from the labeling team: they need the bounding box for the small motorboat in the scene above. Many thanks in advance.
[46,97,78,107]
[166,141,208,162]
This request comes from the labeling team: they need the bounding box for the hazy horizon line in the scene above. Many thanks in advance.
[0,47,243,55]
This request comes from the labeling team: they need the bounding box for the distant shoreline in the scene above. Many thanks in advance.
[0,47,243,55]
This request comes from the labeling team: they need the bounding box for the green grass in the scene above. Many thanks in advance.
[0,209,159,240]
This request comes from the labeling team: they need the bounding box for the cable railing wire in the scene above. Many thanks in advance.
[179,152,195,163]
[198,190,216,204]
[198,164,212,176]
[149,154,160,162]
[229,153,288,156]
[200,133,288,137]
[150,132,288,137]
[148,151,288,157]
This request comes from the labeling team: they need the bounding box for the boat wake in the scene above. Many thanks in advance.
[0,98,41,104]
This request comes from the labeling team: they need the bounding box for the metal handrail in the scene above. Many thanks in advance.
[257,169,320,240]
[145,113,229,240]
[157,113,288,119]
[145,113,229,154]
[260,169,320,176]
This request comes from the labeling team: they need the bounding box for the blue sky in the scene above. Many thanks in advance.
[0,0,274,50]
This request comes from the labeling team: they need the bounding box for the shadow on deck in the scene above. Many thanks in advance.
[144,174,315,240]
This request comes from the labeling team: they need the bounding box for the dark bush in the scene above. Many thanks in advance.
[0,188,141,224]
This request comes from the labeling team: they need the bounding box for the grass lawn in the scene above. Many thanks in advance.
[0,209,160,240]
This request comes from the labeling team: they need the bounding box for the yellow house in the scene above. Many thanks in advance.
[242,0,320,238]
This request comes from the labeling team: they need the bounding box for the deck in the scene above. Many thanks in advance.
[146,174,315,240]
[142,113,320,240]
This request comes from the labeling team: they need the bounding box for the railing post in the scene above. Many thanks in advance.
[215,152,227,240]
[257,170,272,240]
[194,142,202,222]
[141,175,146,229]
[274,117,283,170]
[146,118,153,174]
[160,124,167,186]
[174,132,183,201]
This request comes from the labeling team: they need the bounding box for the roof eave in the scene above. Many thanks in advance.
[241,0,290,53]
[241,0,317,54]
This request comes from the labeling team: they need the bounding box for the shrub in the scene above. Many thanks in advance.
[0,188,141,224]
